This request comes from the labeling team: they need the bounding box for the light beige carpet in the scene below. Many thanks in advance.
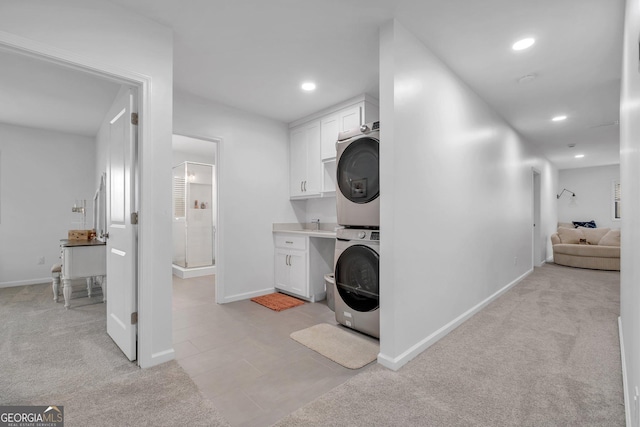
[290,323,379,369]
[277,264,624,426]
[1,283,229,427]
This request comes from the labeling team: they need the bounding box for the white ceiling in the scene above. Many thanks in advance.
[0,0,624,170]
[0,49,121,137]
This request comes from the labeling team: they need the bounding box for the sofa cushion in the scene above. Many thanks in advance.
[573,220,597,228]
[557,227,584,244]
[599,229,621,247]
[580,227,610,245]
[553,244,620,258]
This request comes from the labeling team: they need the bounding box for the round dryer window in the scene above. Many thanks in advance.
[335,245,379,312]
[337,137,379,204]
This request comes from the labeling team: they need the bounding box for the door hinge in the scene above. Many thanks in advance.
[131,212,139,224]
[131,112,139,126]
[131,312,138,325]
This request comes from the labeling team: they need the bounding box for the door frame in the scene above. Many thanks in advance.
[532,168,543,267]
[172,134,223,303]
[0,32,150,365]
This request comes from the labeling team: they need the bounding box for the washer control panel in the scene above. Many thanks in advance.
[336,228,380,242]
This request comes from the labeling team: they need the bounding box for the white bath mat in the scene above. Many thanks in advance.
[290,323,379,369]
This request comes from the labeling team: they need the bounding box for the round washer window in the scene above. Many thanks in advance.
[337,137,379,204]
[335,244,379,312]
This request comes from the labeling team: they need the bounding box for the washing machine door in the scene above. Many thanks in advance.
[337,136,379,204]
[335,244,379,312]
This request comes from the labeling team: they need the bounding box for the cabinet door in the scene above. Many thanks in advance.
[275,249,291,290]
[304,122,321,195]
[287,251,308,297]
[289,127,306,197]
[339,105,362,132]
[320,114,340,161]
[340,105,362,133]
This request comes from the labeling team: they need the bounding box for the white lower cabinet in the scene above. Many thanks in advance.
[273,233,334,302]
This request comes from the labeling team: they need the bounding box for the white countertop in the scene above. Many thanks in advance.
[273,223,338,239]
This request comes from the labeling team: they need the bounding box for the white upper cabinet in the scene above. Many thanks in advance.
[320,105,362,162]
[289,94,378,199]
[290,121,321,198]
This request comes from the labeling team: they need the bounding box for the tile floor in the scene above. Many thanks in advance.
[172,274,374,427]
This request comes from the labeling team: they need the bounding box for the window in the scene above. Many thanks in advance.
[613,180,621,220]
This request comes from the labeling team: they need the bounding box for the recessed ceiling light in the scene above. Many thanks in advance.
[512,37,535,51]
[552,115,567,122]
[575,154,585,158]
[301,82,316,92]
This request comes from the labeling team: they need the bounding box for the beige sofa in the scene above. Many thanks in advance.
[551,224,620,271]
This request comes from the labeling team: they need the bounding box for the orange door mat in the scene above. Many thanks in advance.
[251,292,305,311]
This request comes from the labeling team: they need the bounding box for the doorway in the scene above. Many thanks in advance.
[0,39,146,364]
[171,135,219,282]
[532,169,543,267]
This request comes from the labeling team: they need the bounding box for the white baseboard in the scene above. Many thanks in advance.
[619,316,631,427]
[172,264,216,279]
[222,287,274,303]
[0,277,51,289]
[378,268,533,371]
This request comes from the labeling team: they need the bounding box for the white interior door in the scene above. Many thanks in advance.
[106,87,137,361]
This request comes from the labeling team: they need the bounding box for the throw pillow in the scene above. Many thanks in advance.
[573,220,597,228]
[599,229,621,246]
[580,227,610,245]
[557,227,584,244]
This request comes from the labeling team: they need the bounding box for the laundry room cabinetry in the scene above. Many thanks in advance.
[289,94,378,199]
[290,122,321,199]
[273,232,334,302]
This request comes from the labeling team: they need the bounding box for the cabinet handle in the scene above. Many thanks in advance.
[285,241,293,244]
[303,181,307,192]
[287,255,291,266]
[288,255,292,266]
[300,181,303,192]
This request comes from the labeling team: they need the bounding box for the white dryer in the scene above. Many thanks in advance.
[336,121,379,228]
[334,227,379,338]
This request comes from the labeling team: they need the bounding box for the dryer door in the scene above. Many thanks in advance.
[335,244,379,312]
[337,136,379,204]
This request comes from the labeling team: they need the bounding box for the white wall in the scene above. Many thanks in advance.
[173,89,298,302]
[557,164,620,229]
[378,20,558,370]
[619,0,640,425]
[304,198,337,224]
[0,123,95,286]
[0,0,174,368]
[172,150,215,167]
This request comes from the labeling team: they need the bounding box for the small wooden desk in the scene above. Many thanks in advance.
[60,239,106,309]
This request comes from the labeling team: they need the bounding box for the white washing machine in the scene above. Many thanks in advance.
[334,227,380,338]
[336,121,380,228]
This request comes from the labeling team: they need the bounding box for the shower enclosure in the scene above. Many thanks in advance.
[172,162,215,269]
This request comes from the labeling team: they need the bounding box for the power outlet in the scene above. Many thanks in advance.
[37,256,45,265]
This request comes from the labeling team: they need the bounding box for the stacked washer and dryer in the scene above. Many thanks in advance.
[333,121,380,338]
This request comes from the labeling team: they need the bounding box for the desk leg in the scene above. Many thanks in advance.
[52,273,60,302]
[100,276,106,303]
[63,278,72,309]
[86,277,93,298]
